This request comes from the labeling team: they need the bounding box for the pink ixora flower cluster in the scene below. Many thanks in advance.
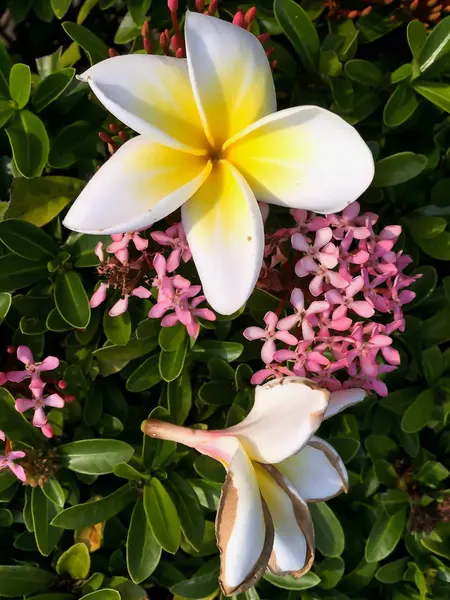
[3,346,65,438]
[91,222,216,340]
[246,202,417,397]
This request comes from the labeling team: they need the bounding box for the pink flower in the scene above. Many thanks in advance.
[328,202,370,240]
[275,341,330,377]
[0,372,6,386]
[293,228,339,274]
[277,288,329,340]
[95,241,105,262]
[7,346,59,384]
[0,430,5,442]
[15,393,65,437]
[244,311,298,364]
[90,282,109,308]
[345,324,393,377]
[107,231,148,265]
[0,450,26,482]
[108,286,151,317]
[151,223,191,272]
[326,276,375,320]
[149,277,201,326]
[250,363,294,385]
[161,295,216,339]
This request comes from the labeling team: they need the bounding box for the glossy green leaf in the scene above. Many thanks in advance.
[32,486,63,556]
[159,338,188,383]
[401,389,435,433]
[114,12,141,44]
[159,322,186,351]
[0,292,12,324]
[167,369,192,425]
[0,41,12,99]
[33,68,75,112]
[52,484,135,529]
[166,472,205,551]
[49,121,97,168]
[264,571,321,590]
[345,59,383,87]
[376,558,408,583]
[56,543,91,579]
[365,509,407,562]
[0,219,58,260]
[58,439,134,474]
[70,234,110,268]
[6,110,49,178]
[310,502,345,557]
[274,0,319,72]
[126,354,162,392]
[62,22,109,64]
[51,0,72,18]
[127,498,161,584]
[104,310,131,346]
[191,340,243,362]
[144,478,181,554]
[413,81,450,113]
[419,17,450,72]
[408,20,428,61]
[383,84,418,128]
[0,99,14,128]
[42,478,65,508]
[171,565,220,598]
[316,556,345,589]
[415,230,450,260]
[79,590,120,600]
[9,64,31,109]
[372,152,428,187]
[0,566,56,597]
[54,270,90,329]
[128,0,151,26]
[0,508,13,527]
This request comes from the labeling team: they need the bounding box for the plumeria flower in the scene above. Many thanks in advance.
[63,12,374,315]
[277,288,329,339]
[142,377,358,594]
[151,223,192,271]
[0,449,26,482]
[7,346,59,384]
[243,311,298,364]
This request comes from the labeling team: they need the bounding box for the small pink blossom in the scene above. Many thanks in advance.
[244,311,298,364]
[0,450,26,482]
[293,228,339,274]
[328,202,370,240]
[326,276,375,320]
[277,289,328,340]
[90,282,109,308]
[250,363,294,385]
[15,393,65,437]
[275,341,330,377]
[0,372,6,386]
[0,430,5,442]
[107,232,148,265]
[7,346,59,384]
[151,223,191,272]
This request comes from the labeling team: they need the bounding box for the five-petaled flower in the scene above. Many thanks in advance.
[63,11,374,315]
[142,377,365,595]
[0,449,26,482]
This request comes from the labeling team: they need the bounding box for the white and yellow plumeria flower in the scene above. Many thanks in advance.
[142,377,365,595]
[63,12,374,315]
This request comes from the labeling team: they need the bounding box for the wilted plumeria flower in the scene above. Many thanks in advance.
[142,378,364,595]
[252,203,418,397]
[63,11,374,315]
[0,449,26,482]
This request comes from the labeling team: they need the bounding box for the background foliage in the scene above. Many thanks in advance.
[0,1,450,600]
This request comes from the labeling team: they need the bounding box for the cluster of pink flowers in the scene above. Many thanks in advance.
[245,202,417,397]
[91,222,216,340]
[2,346,65,438]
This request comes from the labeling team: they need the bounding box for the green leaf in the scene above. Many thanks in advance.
[413,81,450,113]
[56,543,91,579]
[365,509,407,562]
[421,346,445,385]
[127,498,161,584]
[0,566,56,597]
[94,337,158,376]
[199,380,235,406]
[415,460,450,487]
[0,387,44,446]
[49,120,97,169]
[0,292,12,324]
[159,322,186,351]
[128,0,151,26]
[31,487,63,556]
[345,59,383,87]
[376,558,408,583]
[383,84,419,128]
[33,68,75,112]
[264,572,321,590]
[6,110,49,178]
[79,591,120,600]
[407,215,447,240]
[70,234,110,268]
[114,12,141,44]
[51,0,72,18]
[0,219,58,261]
[58,439,134,474]
[171,566,220,598]
[0,99,14,128]
[9,64,31,109]
[419,16,450,72]
[316,556,345,589]
[52,484,135,529]
[167,369,192,425]
[114,462,146,481]
[42,478,66,508]
[309,502,345,557]
[372,152,428,187]
[391,63,413,84]
[0,41,12,99]
[401,389,435,433]
[341,559,379,592]
[104,310,131,346]
[144,478,181,554]
[365,435,397,460]
[126,354,162,392]
[408,20,428,61]
[5,176,85,226]
[62,22,109,64]
[54,271,90,329]
[78,0,100,24]
[159,338,188,383]
[166,472,205,551]
[415,230,450,260]
[191,340,243,362]
[0,508,13,527]
[274,0,319,72]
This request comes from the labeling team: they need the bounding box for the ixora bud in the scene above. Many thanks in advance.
[142,377,363,595]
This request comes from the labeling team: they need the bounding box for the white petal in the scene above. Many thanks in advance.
[225,106,374,214]
[255,463,314,576]
[217,443,273,595]
[63,136,211,234]
[325,388,366,419]
[185,11,276,148]
[277,436,348,501]
[79,54,207,152]
[226,377,329,464]
[182,160,264,315]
